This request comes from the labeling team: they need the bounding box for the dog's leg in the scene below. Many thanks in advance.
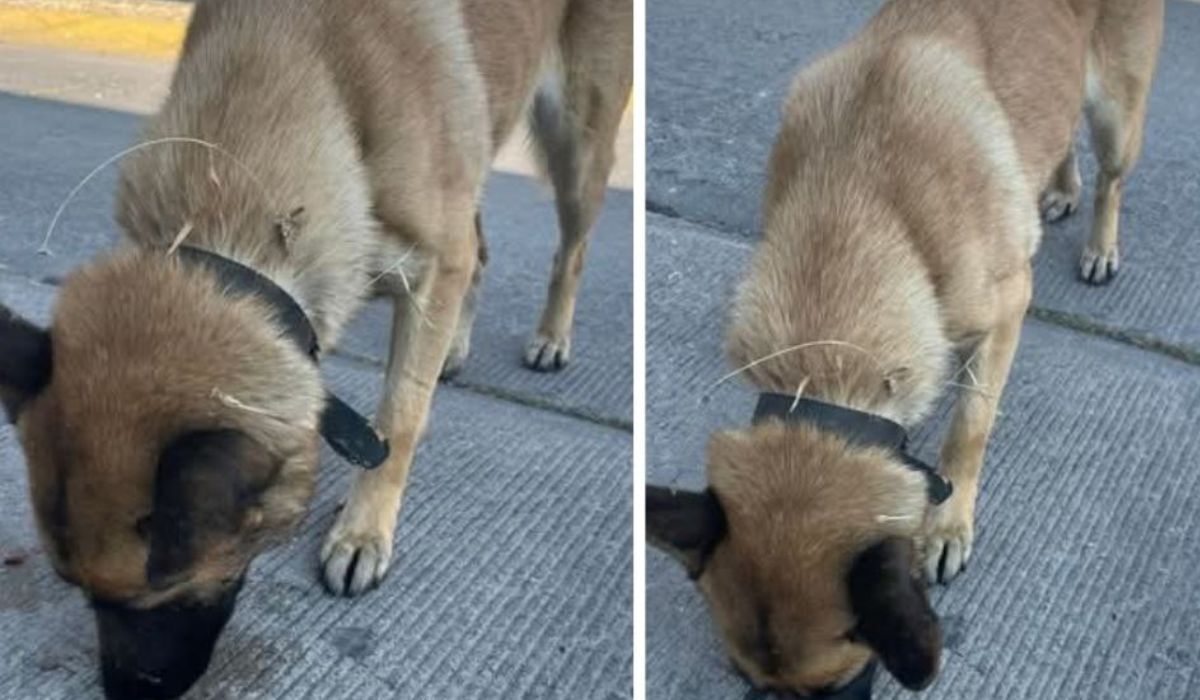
[1040,143,1082,223]
[1079,1,1163,285]
[523,0,632,371]
[923,266,1031,584]
[321,220,477,596]
[441,211,488,379]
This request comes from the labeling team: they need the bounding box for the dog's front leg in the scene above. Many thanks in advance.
[320,228,476,596]
[923,266,1031,585]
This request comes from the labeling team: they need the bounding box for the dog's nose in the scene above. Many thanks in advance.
[101,664,194,700]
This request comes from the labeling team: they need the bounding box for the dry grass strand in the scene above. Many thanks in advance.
[714,339,886,389]
[40,136,279,256]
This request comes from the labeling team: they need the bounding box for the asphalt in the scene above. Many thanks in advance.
[646,2,1200,699]
[0,91,632,697]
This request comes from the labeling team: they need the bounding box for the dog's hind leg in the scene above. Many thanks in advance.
[922,265,1031,585]
[441,211,488,379]
[1079,0,1163,285]
[1040,142,1082,223]
[320,213,478,596]
[523,0,632,372]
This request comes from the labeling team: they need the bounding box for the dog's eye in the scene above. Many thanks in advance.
[135,515,153,539]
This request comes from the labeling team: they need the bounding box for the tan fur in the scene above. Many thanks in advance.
[697,0,1161,693]
[18,0,631,613]
[23,252,324,603]
[701,425,928,691]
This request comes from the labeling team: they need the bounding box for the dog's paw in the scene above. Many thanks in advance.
[921,493,976,585]
[523,332,570,372]
[320,513,394,597]
[440,338,470,380]
[1039,188,1079,223]
[1079,245,1119,285]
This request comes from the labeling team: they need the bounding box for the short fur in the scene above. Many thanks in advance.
[0,0,630,697]
[649,0,1161,695]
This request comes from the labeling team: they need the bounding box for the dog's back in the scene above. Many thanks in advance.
[728,0,1139,423]
[114,0,580,345]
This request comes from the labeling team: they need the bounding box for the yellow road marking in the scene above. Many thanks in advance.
[0,4,188,60]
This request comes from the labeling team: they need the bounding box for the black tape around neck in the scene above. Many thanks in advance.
[752,394,951,504]
[177,246,389,470]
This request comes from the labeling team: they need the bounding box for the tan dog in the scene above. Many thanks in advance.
[648,0,1161,695]
[0,0,630,697]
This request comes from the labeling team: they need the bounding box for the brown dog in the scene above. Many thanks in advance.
[648,0,1161,696]
[0,0,630,698]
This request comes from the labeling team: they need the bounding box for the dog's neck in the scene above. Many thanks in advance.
[727,341,934,427]
[724,218,952,428]
[112,90,385,349]
[170,246,390,469]
[751,393,953,504]
[119,209,361,348]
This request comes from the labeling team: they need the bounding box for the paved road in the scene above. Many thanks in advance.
[647,2,1200,699]
[0,64,632,700]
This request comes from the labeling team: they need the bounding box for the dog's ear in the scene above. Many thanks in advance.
[0,304,52,421]
[144,430,277,587]
[847,537,941,690]
[646,485,727,578]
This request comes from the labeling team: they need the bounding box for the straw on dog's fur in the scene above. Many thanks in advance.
[40,136,422,312]
[714,339,887,388]
[39,137,278,256]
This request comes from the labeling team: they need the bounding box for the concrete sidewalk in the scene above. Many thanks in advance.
[0,93,632,700]
[647,1,1200,699]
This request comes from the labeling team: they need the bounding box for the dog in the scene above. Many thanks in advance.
[0,0,631,697]
[648,0,1161,696]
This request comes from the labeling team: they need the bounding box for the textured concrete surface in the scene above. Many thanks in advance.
[648,0,1200,356]
[0,91,632,698]
[646,2,1200,697]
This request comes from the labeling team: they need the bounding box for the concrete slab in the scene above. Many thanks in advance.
[647,0,1200,355]
[0,92,632,424]
[645,214,1200,699]
[0,270,632,699]
[0,42,173,113]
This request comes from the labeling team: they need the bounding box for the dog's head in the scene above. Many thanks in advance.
[648,421,941,697]
[0,251,324,699]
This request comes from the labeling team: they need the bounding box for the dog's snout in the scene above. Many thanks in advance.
[101,663,194,700]
[94,578,244,700]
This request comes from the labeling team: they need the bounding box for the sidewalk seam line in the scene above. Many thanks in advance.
[1025,307,1200,368]
[329,347,633,433]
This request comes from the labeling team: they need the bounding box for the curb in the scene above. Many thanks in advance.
[0,1,635,114]
[0,0,188,60]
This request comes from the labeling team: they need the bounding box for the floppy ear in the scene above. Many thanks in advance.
[847,537,942,690]
[144,430,277,587]
[0,304,52,421]
[646,485,727,578]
